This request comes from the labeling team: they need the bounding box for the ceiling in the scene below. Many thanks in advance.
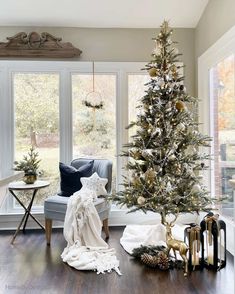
[0,0,209,28]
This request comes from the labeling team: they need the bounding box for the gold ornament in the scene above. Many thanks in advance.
[171,65,178,79]
[145,168,156,183]
[137,196,146,205]
[132,150,142,160]
[175,101,186,111]
[132,177,141,188]
[149,68,157,77]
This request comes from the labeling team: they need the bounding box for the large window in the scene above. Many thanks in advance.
[13,73,60,207]
[0,61,146,214]
[210,55,235,219]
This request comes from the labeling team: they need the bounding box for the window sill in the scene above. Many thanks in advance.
[0,171,23,187]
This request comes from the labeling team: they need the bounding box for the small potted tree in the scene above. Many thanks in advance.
[14,146,41,184]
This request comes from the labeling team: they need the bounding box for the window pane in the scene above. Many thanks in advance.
[128,74,149,139]
[72,74,116,191]
[14,73,60,207]
[210,54,235,219]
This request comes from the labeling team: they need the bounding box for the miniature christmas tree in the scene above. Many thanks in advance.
[114,21,214,224]
[14,146,41,176]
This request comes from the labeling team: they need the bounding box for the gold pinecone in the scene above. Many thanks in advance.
[157,252,169,270]
[140,253,158,268]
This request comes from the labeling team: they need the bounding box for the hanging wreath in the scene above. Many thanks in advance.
[83,100,104,110]
[83,61,104,110]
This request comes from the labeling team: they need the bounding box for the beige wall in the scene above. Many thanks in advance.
[0,26,195,95]
[195,0,235,95]
[195,0,235,59]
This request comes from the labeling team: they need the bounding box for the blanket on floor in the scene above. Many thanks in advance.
[61,188,121,275]
[120,224,186,255]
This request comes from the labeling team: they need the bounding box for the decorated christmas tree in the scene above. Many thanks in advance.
[114,21,214,224]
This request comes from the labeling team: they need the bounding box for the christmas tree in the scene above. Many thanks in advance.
[114,21,214,224]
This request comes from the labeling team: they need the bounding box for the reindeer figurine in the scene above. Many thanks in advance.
[163,216,189,276]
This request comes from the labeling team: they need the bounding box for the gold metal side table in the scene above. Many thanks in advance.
[8,180,50,244]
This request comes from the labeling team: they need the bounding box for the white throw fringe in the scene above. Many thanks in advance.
[61,188,121,275]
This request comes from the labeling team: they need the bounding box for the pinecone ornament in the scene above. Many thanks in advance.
[140,253,158,268]
[157,252,169,270]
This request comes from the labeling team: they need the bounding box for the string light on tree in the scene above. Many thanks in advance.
[114,20,214,227]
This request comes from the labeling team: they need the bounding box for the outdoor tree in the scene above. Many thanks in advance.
[14,74,59,146]
[114,21,214,224]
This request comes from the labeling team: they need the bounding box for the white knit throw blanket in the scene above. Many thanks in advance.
[61,188,121,275]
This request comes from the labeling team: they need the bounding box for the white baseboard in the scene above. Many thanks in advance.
[0,209,233,255]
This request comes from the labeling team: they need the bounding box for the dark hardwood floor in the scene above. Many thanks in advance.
[0,227,234,294]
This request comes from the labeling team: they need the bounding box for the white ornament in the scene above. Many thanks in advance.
[177,123,186,131]
[157,79,165,87]
[155,99,164,108]
[142,149,153,158]
[168,154,176,161]
[153,44,161,56]
[166,182,173,192]
[137,196,146,205]
[192,184,201,193]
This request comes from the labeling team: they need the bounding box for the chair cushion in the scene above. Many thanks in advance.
[44,194,111,222]
[58,160,94,197]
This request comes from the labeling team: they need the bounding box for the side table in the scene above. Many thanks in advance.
[8,180,50,244]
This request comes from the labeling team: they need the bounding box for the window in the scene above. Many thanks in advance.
[72,73,117,191]
[198,26,235,255]
[13,73,60,208]
[0,61,146,214]
[128,74,149,139]
[210,55,235,219]
[198,25,235,225]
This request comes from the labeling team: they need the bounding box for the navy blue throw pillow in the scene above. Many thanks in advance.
[58,160,94,197]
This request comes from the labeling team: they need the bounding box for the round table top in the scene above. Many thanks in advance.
[8,180,50,190]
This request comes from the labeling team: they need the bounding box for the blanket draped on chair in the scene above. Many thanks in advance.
[61,189,121,275]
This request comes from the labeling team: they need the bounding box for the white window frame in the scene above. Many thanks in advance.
[198,25,235,255]
[0,61,146,215]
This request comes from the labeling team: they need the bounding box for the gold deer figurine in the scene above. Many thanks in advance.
[163,215,189,276]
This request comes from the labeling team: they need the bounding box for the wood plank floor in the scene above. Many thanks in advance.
[0,227,234,294]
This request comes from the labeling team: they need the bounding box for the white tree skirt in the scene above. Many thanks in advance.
[120,224,187,255]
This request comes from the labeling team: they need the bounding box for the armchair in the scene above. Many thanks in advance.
[44,158,112,245]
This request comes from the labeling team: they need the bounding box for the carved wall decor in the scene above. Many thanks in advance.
[0,32,82,58]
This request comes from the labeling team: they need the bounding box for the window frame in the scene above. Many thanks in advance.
[198,25,235,255]
[0,61,146,213]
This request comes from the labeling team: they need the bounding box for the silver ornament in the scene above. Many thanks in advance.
[152,127,161,137]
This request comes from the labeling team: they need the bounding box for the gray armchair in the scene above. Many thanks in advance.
[44,158,112,245]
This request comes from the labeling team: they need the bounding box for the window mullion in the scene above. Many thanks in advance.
[59,69,73,164]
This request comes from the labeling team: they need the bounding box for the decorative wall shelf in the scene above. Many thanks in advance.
[0,32,82,58]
